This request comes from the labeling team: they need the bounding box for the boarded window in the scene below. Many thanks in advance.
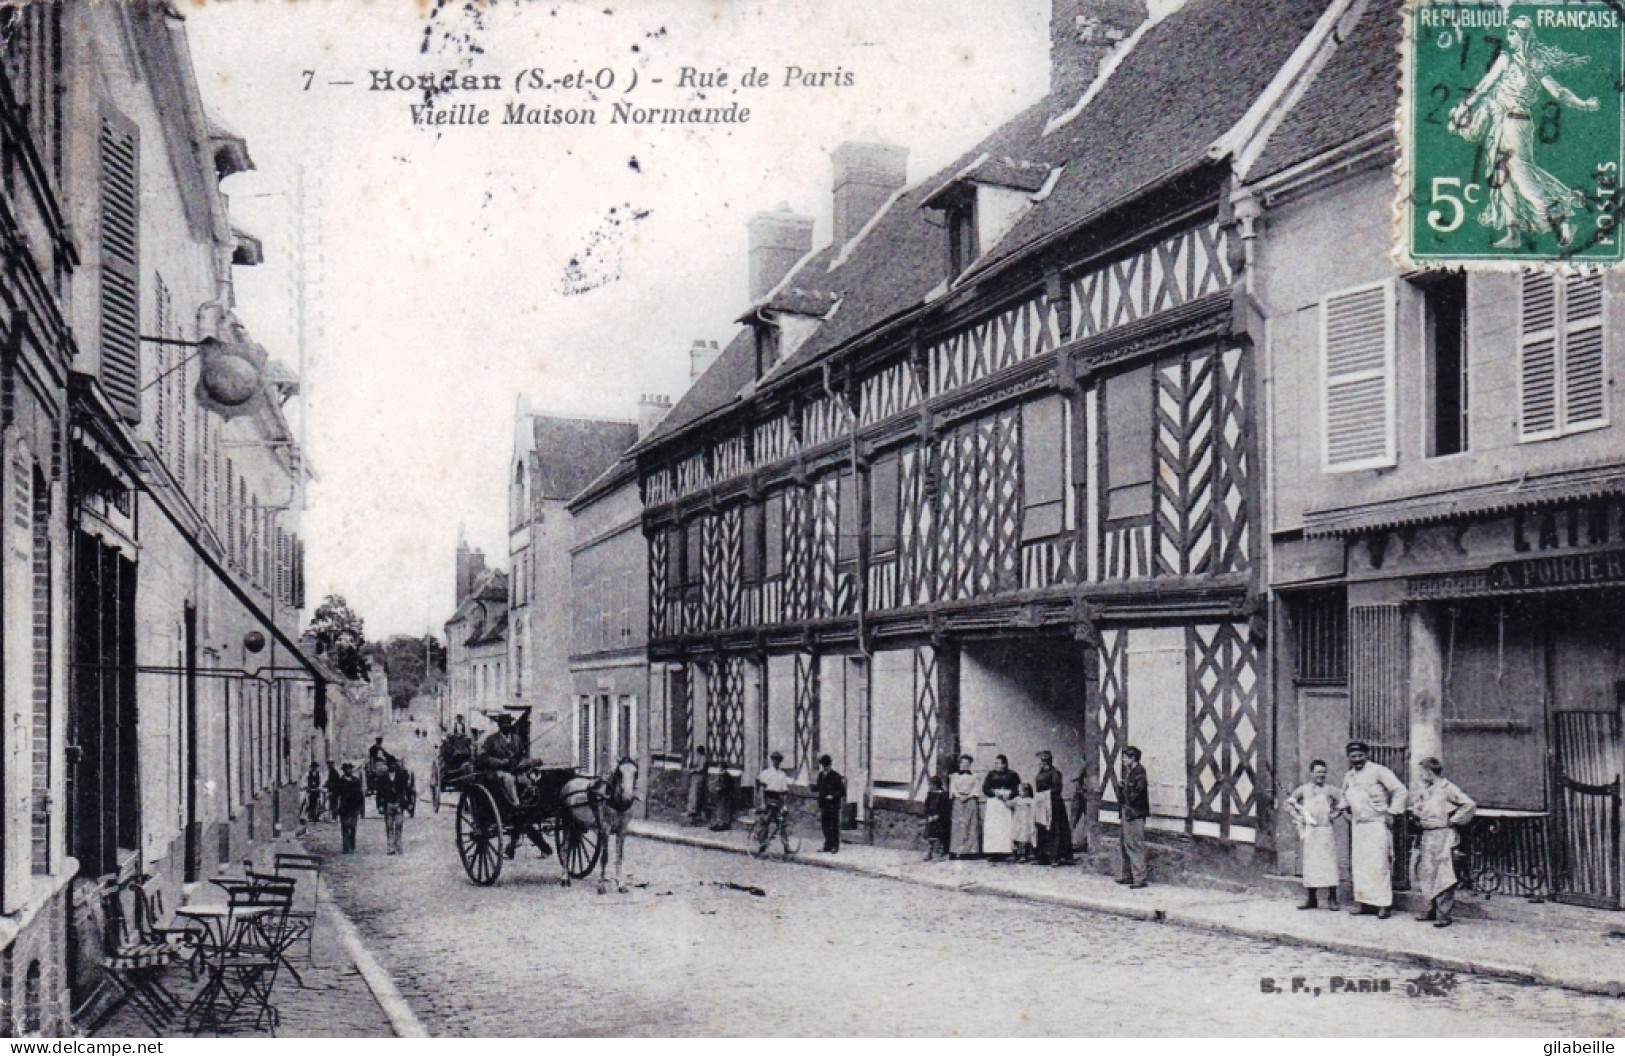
[764,491,785,578]
[99,111,141,422]
[1520,271,1607,441]
[1104,365,1153,520]
[684,522,703,587]
[837,471,859,563]
[1021,395,1065,540]
[742,503,764,583]
[869,455,900,557]
[1321,282,1395,471]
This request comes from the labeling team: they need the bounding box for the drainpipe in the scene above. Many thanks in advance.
[825,359,874,840]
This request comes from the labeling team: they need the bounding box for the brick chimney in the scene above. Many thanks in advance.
[690,339,720,381]
[831,142,908,248]
[637,394,672,438]
[748,203,815,302]
[1051,0,1147,98]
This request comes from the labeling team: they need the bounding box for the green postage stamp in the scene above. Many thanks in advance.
[1402,0,1625,266]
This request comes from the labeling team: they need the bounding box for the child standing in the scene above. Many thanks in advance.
[923,774,950,861]
[1011,783,1037,862]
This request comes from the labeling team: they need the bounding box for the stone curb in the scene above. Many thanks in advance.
[629,823,1624,1000]
[319,880,432,1038]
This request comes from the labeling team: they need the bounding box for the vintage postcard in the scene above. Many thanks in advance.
[1,0,1623,1043]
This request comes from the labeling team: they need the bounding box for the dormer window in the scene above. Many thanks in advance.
[923,155,1056,282]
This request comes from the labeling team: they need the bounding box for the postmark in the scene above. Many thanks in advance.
[1400,0,1625,266]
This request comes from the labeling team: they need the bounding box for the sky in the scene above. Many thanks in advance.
[181,0,1064,638]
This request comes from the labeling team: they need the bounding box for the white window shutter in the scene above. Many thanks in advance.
[1563,273,1606,428]
[1521,271,1609,440]
[1321,281,1395,471]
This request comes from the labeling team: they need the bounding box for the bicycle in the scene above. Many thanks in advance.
[748,798,802,859]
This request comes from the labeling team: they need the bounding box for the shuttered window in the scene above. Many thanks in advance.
[1021,395,1065,540]
[869,455,900,557]
[99,111,141,422]
[1520,271,1608,441]
[1321,281,1395,472]
[742,503,764,583]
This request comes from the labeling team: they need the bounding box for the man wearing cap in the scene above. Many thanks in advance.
[478,713,529,808]
[756,751,793,855]
[814,754,846,854]
[336,763,366,854]
[1116,746,1150,888]
[1342,740,1407,918]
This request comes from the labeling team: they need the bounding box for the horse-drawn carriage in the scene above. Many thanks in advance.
[451,763,605,885]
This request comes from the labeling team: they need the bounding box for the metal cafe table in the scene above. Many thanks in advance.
[177,891,277,1034]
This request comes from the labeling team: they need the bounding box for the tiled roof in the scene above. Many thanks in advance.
[530,416,639,500]
[1250,0,1401,181]
[641,0,1335,454]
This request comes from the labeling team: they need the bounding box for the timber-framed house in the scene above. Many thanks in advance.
[634,0,1352,868]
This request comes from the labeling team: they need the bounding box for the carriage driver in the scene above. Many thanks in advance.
[478,713,531,807]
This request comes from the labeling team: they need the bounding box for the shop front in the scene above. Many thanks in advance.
[1314,497,1625,909]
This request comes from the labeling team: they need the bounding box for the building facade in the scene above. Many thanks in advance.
[632,0,1379,871]
[0,1,326,1030]
[507,410,638,764]
[444,567,508,736]
[1254,0,1625,909]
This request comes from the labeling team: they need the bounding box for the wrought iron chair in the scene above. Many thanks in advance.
[185,876,288,1034]
[90,876,197,1034]
[272,852,323,967]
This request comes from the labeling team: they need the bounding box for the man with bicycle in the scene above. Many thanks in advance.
[755,751,793,855]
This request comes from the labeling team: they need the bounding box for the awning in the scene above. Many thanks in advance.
[1303,466,1625,538]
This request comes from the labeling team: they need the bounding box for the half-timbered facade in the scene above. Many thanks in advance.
[635,0,1350,866]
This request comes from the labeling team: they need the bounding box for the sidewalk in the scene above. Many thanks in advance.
[94,838,421,1038]
[632,818,1625,999]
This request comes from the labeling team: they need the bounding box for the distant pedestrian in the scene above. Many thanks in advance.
[1410,757,1475,928]
[300,763,323,828]
[948,755,982,859]
[377,757,412,855]
[1116,746,1149,887]
[982,755,1020,862]
[1033,750,1076,865]
[599,755,640,893]
[814,754,846,854]
[685,745,710,825]
[326,762,342,820]
[1287,760,1343,910]
[709,768,738,832]
[336,763,366,854]
[1342,740,1406,918]
[922,774,950,861]
[1011,783,1036,861]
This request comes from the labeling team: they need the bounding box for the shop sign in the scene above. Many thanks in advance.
[1486,548,1625,591]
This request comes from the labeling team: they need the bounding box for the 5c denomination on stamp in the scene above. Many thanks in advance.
[1402,0,1625,266]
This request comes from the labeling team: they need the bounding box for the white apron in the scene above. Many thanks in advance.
[983,796,1015,855]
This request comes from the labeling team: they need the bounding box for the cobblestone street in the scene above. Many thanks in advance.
[307,796,1625,1037]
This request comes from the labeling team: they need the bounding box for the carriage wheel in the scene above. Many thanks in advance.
[455,784,504,886]
[558,815,604,879]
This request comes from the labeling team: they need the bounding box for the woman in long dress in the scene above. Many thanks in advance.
[1286,760,1343,910]
[981,755,1021,862]
[1450,15,1599,248]
[948,755,983,859]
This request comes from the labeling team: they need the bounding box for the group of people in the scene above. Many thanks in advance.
[299,736,415,856]
[925,750,1081,868]
[684,745,849,854]
[1286,741,1477,926]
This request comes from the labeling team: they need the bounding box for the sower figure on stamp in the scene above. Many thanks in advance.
[1342,740,1406,918]
[1410,757,1476,928]
[1116,746,1150,888]
[1287,759,1344,911]
[815,754,846,854]
[1449,15,1598,248]
[599,755,639,894]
